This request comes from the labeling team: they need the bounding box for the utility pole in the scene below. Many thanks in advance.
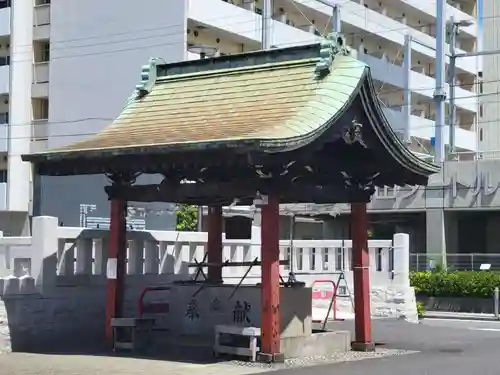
[447,18,474,159]
[262,0,273,49]
[316,0,341,33]
[448,16,457,157]
[433,0,446,164]
[403,34,412,144]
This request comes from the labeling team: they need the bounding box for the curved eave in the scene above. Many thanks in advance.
[359,70,440,179]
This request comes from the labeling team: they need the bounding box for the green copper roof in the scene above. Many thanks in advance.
[38,36,364,154]
[56,57,364,153]
[21,33,439,180]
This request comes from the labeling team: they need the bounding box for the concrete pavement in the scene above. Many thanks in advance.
[1,318,499,375]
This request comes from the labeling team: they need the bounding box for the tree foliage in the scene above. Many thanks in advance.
[176,204,198,231]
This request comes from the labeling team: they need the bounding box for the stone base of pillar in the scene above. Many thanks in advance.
[351,341,376,352]
[257,352,285,363]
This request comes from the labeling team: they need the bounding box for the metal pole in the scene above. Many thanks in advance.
[448,16,457,157]
[403,34,412,144]
[433,0,447,163]
[495,287,499,319]
[262,0,273,49]
[289,214,295,272]
[288,214,297,283]
[332,5,341,33]
[197,206,203,231]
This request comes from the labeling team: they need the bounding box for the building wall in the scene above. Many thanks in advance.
[8,0,32,213]
[478,0,500,155]
[38,0,190,228]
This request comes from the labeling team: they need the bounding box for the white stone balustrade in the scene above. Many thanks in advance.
[0,216,410,298]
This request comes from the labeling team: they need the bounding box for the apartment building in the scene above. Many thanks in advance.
[479,0,500,156]
[0,0,479,232]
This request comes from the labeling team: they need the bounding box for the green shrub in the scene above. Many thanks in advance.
[410,270,500,298]
[416,301,425,318]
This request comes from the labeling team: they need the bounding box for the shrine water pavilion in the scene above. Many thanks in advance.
[22,33,438,361]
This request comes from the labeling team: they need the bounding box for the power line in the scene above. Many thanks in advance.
[9,1,435,53]
[2,76,495,130]
[4,104,500,145]
[7,0,490,60]
[0,2,493,140]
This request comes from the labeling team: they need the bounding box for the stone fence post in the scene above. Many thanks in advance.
[31,216,59,290]
[392,233,410,286]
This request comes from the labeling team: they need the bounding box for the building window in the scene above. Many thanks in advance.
[479,128,483,142]
[0,0,10,9]
[0,56,9,67]
[0,170,7,183]
[479,104,484,117]
[33,98,49,120]
[0,112,8,124]
[34,41,50,63]
[35,0,51,5]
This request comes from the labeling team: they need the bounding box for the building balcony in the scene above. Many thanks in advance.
[188,0,319,48]
[32,62,49,98]
[33,62,49,84]
[33,3,50,40]
[384,107,476,151]
[0,119,8,153]
[400,0,476,39]
[0,6,10,37]
[0,64,8,95]
[30,119,48,153]
[359,52,477,113]
[31,119,48,141]
[0,182,7,211]
[291,0,477,75]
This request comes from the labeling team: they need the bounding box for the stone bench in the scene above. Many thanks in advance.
[214,325,261,362]
[110,318,155,351]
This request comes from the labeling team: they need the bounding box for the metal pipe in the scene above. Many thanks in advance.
[408,37,436,52]
[289,214,295,273]
[454,49,500,59]
[495,287,499,319]
[197,206,203,231]
[448,16,457,157]
[403,34,412,144]
[433,0,447,163]
[331,5,341,33]
[315,0,335,7]
[261,0,273,50]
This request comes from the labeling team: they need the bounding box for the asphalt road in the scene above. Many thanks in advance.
[271,318,500,375]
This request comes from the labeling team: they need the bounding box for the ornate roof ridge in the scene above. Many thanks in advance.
[315,32,351,78]
[134,57,166,99]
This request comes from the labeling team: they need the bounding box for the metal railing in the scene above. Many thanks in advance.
[410,253,500,271]
[449,150,500,161]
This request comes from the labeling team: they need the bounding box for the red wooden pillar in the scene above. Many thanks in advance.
[105,198,127,342]
[351,202,375,351]
[260,194,283,362]
[207,206,223,283]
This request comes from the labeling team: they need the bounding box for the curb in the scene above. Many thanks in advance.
[423,313,500,322]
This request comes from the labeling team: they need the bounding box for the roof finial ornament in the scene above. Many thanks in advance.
[135,57,166,98]
[315,32,350,78]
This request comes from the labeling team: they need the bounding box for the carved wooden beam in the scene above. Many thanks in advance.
[105,181,372,204]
